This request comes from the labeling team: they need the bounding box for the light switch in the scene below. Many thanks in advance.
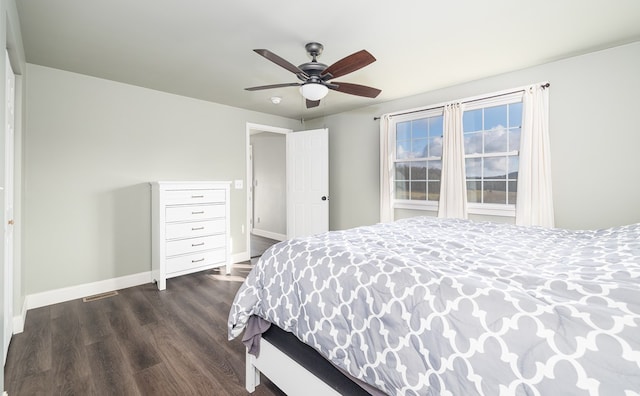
[234,179,243,189]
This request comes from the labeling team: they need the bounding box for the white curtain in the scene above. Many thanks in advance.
[438,103,468,219]
[379,114,394,223]
[516,84,554,227]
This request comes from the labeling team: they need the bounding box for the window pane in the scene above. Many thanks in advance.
[428,181,440,201]
[412,119,428,139]
[466,158,482,179]
[396,181,409,199]
[464,132,482,154]
[484,128,508,153]
[428,136,442,157]
[467,181,481,203]
[411,162,427,180]
[411,138,428,159]
[410,181,426,200]
[509,127,521,152]
[395,162,410,180]
[508,181,517,205]
[428,160,442,181]
[484,105,507,130]
[484,157,507,178]
[509,102,523,128]
[428,116,443,137]
[396,140,411,160]
[508,156,519,179]
[463,109,482,132]
[484,181,506,204]
[397,121,411,140]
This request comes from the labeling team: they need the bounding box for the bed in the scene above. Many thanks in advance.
[228,216,640,395]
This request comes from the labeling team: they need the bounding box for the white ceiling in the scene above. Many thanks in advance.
[16,0,640,120]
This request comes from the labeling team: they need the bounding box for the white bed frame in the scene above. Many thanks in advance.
[246,337,342,395]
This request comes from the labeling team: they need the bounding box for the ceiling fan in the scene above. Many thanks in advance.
[245,42,382,108]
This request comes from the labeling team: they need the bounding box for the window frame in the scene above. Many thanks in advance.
[390,108,444,211]
[389,91,524,218]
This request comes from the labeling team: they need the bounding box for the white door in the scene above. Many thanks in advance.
[286,128,329,238]
[3,51,15,363]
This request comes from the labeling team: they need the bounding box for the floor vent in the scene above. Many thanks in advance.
[83,290,119,302]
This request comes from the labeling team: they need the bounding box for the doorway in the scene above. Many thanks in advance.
[245,123,330,262]
[245,124,291,261]
[249,131,287,258]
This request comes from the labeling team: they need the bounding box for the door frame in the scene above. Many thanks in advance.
[3,50,16,364]
[245,123,292,260]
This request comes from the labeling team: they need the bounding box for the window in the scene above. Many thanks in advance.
[464,97,522,207]
[392,110,443,205]
[390,91,523,216]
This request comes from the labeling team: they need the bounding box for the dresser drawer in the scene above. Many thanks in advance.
[164,189,226,205]
[165,234,226,257]
[165,219,226,240]
[165,204,225,222]
[166,249,226,275]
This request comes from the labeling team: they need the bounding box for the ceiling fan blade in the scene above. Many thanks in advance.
[330,82,381,98]
[254,49,309,78]
[321,50,376,79]
[245,82,300,91]
[306,99,320,108]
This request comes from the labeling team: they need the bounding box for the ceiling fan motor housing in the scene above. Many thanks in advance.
[297,42,328,83]
[297,62,328,82]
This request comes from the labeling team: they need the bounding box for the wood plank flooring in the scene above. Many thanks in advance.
[250,234,279,258]
[4,263,286,396]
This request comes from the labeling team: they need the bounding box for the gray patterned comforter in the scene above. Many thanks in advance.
[228,217,640,395]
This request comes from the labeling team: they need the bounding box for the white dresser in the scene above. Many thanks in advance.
[151,181,231,290]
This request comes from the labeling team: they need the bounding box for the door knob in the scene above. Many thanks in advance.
[8,219,14,225]
[321,196,328,201]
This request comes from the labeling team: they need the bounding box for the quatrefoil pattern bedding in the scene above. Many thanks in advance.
[228,217,640,395]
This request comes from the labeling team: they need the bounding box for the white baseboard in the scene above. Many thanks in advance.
[12,297,27,334]
[24,271,152,313]
[252,228,286,241]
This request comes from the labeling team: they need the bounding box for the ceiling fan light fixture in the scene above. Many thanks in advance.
[300,83,328,101]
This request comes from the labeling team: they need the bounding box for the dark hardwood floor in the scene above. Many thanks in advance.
[4,263,286,396]
[250,234,280,259]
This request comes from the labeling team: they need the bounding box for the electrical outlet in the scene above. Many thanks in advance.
[234,180,243,189]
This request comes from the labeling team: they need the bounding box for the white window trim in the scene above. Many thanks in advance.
[468,203,516,217]
[394,200,516,217]
[394,200,439,212]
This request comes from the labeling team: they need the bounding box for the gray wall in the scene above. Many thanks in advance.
[23,64,299,295]
[308,41,640,231]
[250,132,286,237]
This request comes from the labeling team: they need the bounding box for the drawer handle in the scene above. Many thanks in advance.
[191,195,204,199]
[192,242,205,247]
[192,211,205,215]
[192,258,205,263]
[192,226,205,231]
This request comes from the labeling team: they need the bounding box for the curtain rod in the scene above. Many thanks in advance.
[373,82,550,121]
